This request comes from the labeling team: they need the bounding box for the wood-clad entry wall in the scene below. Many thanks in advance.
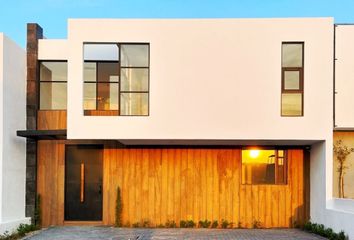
[37,140,309,228]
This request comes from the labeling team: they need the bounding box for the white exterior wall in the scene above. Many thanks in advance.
[0,33,30,234]
[335,25,354,129]
[38,39,68,60]
[65,18,333,142]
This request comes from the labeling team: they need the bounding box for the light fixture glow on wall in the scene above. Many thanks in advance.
[249,149,260,158]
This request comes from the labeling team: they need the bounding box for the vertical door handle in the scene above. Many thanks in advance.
[80,163,85,202]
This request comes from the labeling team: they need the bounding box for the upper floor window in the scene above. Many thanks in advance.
[83,43,149,116]
[39,61,67,110]
[242,149,287,185]
[281,42,304,116]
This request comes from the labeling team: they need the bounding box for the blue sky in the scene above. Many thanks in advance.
[0,0,354,47]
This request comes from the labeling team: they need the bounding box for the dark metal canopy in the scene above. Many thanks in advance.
[16,129,67,140]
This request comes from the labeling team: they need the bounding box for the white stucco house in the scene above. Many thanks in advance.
[1,17,354,238]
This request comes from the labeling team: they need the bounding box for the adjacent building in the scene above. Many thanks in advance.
[0,33,29,233]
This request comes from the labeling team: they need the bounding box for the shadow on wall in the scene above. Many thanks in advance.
[333,132,354,199]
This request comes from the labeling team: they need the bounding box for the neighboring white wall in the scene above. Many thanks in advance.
[63,18,334,142]
[38,39,67,60]
[0,33,30,234]
[335,25,354,129]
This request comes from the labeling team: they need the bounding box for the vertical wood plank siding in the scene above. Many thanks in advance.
[37,140,308,228]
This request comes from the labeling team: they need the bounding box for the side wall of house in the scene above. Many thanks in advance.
[0,34,30,233]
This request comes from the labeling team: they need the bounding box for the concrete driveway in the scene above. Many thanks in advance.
[24,226,326,240]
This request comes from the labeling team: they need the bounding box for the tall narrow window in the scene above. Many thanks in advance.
[39,61,67,110]
[281,42,304,116]
[83,43,149,116]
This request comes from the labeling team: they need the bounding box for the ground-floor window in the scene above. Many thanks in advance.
[241,149,287,185]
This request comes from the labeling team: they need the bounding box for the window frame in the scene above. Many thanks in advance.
[241,148,288,185]
[38,60,68,111]
[281,42,304,117]
[83,42,150,116]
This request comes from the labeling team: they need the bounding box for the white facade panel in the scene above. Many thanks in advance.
[38,39,68,60]
[66,18,334,142]
[335,25,354,129]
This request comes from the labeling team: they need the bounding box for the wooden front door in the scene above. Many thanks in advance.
[65,145,103,221]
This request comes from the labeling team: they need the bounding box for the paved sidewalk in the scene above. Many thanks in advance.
[25,226,326,240]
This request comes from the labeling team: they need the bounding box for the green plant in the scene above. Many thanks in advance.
[34,194,41,227]
[252,220,261,229]
[165,220,176,228]
[132,222,140,228]
[211,220,218,228]
[0,224,39,240]
[237,221,243,228]
[302,221,348,240]
[115,187,123,227]
[142,219,150,228]
[333,140,354,198]
[17,224,38,237]
[180,220,195,228]
[221,219,231,229]
[156,223,165,228]
[198,220,211,228]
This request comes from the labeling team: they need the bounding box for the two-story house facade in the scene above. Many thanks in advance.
[11,17,354,238]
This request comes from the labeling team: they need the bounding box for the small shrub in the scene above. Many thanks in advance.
[142,220,150,228]
[165,220,176,228]
[302,221,348,240]
[0,224,38,240]
[17,224,38,237]
[338,231,348,240]
[237,221,243,228]
[211,220,218,228]
[252,220,261,229]
[221,219,232,229]
[156,223,165,228]
[132,222,140,228]
[115,187,123,227]
[180,220,195,228]
[198,220,211,228]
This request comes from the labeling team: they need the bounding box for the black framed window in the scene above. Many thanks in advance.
[39,61,67,110]
[241,149,288,185]
[83,43,149,116]
[281,42,304,116]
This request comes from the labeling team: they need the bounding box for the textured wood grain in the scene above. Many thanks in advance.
[37,110,67,130]
[37,143,308,228]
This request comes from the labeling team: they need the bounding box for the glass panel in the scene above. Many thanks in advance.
[284,71,300,90]
[242,150,276,184]
[97,83,119,110]
[121,44,149,67]
[84,44,119,61]
[83,83,96,110]
[40,62,67,81]
[121,68,148,91]
[282,44,303,67]
[281,93,302,116]
[40,82,67,110]
[276,150,287,184]
[84,62,96,82]
[120,93,148,115]
[97,62,119,82]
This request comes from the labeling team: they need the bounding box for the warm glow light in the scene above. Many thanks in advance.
[249,150,260,158]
